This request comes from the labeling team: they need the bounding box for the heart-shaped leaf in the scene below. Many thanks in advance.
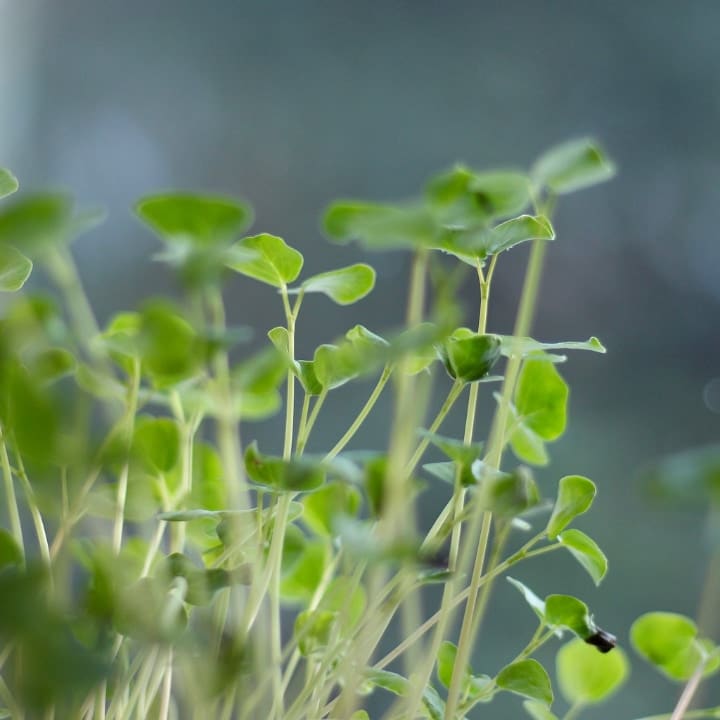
[226,233,303,287]
[556,638,628,705]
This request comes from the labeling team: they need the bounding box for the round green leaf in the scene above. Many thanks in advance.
[292,263,376,305]
[631,612,701,680]
[0,169,19,199]
[0,245,32,291]
[135,193,252,246]
[557,638,628,705]
[226,233,303,287]
[545,595,596,639]
[547,475,597,539]
[496,658,553,706]
[557,529,608,586]
[532,138,616,194]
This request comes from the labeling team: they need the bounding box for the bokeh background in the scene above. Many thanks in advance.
[1,1,719,717]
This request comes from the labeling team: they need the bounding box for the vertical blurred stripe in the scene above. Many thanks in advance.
[0,0,43,165]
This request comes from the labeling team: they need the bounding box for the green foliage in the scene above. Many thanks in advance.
[290,263,376,305]
[556,638,629,705]
[0,144,674,720]
[631,612,720,682]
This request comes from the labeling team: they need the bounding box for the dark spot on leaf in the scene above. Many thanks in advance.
[585,628,617,653]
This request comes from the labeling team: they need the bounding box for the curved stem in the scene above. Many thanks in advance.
[323,365,392,462]
[671,663,707,720]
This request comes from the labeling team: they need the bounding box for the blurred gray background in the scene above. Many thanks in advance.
[1,1,719,717]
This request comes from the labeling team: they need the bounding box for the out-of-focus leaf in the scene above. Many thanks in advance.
[532,138,616,194]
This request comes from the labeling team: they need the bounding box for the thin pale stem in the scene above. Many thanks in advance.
[324,365,392,462]
[671,664,707,720]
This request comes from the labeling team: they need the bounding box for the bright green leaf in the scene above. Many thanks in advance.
[558,529,608,586]
[547,475,597,538]
[135,193,252,246]
[557,638,628,704]
[292,263,376,305]
[631,612,701,681]
[496,659,553,705]
[532,138,616,194]
[515,359,568,441]
[545,595,596,639]
[0,169,18,199]
[226,233,303,287]
[0,245,32,291]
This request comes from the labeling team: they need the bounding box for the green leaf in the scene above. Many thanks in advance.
[631,612,702,681]
[0,169,19,199]
[438,330,502,382]
[0,194,102,257]
[302,482,362,536]
[437,641,492,703]
[132,416,181,474]
[496,659,553,705]
[545,595,596,639]
[523,700,559,720]
[291,263,376,305]
[226,233,303,287]
[507,577,546,620]
[515,360,568,440]
[439,215,554,262]
[557,638,628,705]
[558,529,608,586]
[498,335,606,361]
[244,441,325,492]
[547,475,596,538]
[324,201,437,249]
[481,467,541,518]
[280,540,329,603]
[417,429,483,486]
[0,530,23,570]
[0,245,32,292]
[532,138,616,194]
[135,193,252,246]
